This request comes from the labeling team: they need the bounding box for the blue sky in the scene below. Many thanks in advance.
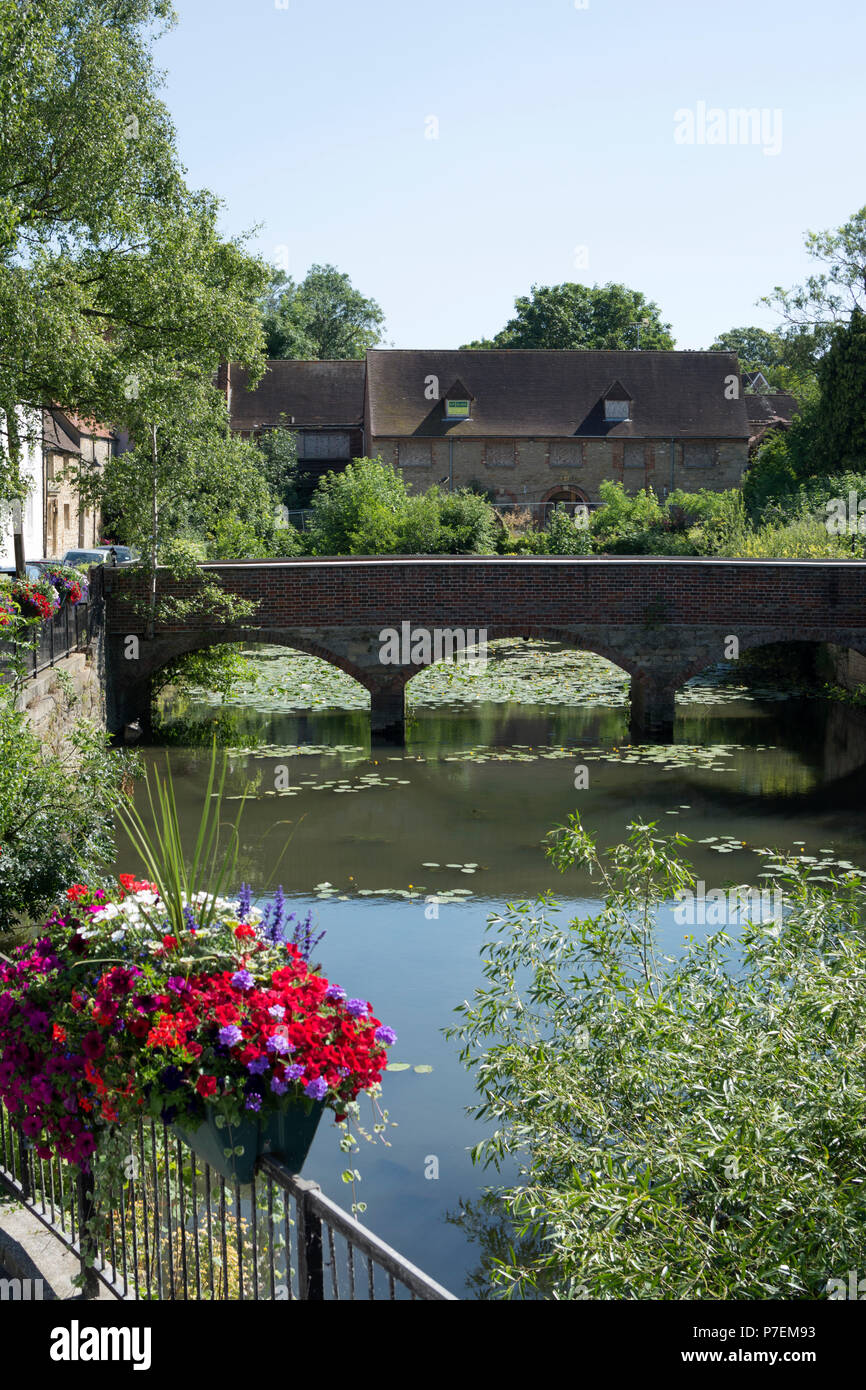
[156,0,865,351]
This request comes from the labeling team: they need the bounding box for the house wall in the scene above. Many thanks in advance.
[0,409,44,566]
[369,435,749,504]
[44,434,110,558]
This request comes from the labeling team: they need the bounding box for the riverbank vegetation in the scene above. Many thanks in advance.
[448,815,866,1299]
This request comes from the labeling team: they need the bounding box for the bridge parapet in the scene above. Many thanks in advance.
[102,559,866,742]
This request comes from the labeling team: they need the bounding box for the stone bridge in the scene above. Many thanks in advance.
[101,557,866,742]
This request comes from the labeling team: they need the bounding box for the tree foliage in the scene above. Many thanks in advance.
[448,816,866,1299]
[461,282,675,351]
[262,265,386,360]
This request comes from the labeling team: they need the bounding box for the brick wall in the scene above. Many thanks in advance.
[104,558,866,635]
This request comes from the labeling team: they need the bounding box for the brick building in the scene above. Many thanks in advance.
[220,360,365,496]
[42,409,117,558]
[223,349,753,507]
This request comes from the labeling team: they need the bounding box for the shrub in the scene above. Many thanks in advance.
[0,696,137,932]
[449,815,866,1300]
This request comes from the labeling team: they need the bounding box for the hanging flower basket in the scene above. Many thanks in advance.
[11,580,58,621]
[173,1096,325,1184]
[0,877,395,1176]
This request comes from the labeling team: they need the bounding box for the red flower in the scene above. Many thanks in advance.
[234,924,255,940]
[81,1032,105,1061]
[52,1024,67,1043]
[161,935,179,951]
[66,884,89,901]
[196,1075,218,1099]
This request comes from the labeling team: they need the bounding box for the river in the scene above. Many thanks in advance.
[114,639,866,1297]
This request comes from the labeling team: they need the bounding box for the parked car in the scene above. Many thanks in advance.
[0,562,47,583]
[61,545,138,567]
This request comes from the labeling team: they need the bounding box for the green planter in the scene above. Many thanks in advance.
[173,1100,324,1184]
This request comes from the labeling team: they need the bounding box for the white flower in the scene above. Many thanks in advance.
[133,890,159,906]
[92,902,121,922]
[110,929,127,942]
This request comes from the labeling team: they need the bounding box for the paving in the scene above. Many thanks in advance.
[0,1195,114,1300]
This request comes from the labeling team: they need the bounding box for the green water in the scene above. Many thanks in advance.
[115,640,866,1296]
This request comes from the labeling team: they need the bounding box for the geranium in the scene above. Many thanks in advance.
[0,877,396,1172]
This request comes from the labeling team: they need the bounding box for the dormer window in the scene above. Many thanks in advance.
[443,379,474,420]
[602,379,632,423]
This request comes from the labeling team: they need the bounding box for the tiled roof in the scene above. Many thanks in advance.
[744,392,800,427]
[42,408,80,455]
[228,360,366,430]
[366,350,749,439]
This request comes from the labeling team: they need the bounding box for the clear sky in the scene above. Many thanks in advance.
[155,0,865,351]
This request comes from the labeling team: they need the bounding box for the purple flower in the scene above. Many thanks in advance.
[270,1077,289,1096]
[374,1025,397,1046]
[325,985,346,1004]
[218,1025,243,1047]
[247,1056,270,1075]
[304,1077,328,1101]
[238,883,253,922]
[167,976,189,995]
[284,1064,305,1081]
[266,1033,291,1055]
[231,970,254,992]
[345,999,368,1019]
[245,1093,262,1112]
[268,1004,286,1021]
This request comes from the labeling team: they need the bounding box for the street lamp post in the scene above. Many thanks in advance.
[11,499,25,578]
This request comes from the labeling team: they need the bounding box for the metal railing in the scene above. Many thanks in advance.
[0,1104,455,1301]
[0,596,93,683]
[494,500,592,526]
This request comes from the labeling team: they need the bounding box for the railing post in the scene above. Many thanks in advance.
[18,1133,31,1202]
[77,1168,100,1299]
[294,1178,324,1300]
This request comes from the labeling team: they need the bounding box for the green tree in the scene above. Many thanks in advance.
[765,205,866,335]
[812,307,866,468]
[0,0,187,498]
[262,265,385,360]
[256,425,300,510]
[448,815,866,1300]
[708,326,785,375]
[461,282,675,351]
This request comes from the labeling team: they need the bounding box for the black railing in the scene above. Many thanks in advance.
[0,596,93,683]
[0,1104,455,1301]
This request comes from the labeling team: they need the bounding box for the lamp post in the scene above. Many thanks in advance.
[11,498,25,578]
[635,316,650,349]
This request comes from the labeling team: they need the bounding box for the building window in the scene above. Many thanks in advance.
[623,442,645,468]
[485,442,515,468]
[444,399,471,419]
[399,440,432,467]
[604,399,630,422]
[549,441,583,469]
[298,432,351,459]
[683,442,717,468]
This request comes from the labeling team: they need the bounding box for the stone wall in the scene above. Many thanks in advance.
[370,436,749,504]
[15,650,106,754]
[826,642,866,693]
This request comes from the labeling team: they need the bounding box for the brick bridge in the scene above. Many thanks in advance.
[101,557,866,742]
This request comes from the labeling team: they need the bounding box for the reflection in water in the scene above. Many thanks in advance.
[115,644,866,1296]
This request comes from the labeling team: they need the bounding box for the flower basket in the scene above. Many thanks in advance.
[0,876,394,1176]
[173,1096,324,1184]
